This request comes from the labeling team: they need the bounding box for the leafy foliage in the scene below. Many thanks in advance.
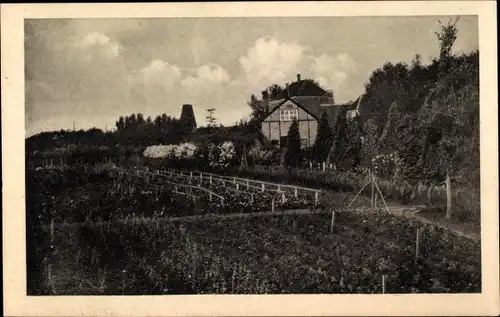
[312,112,333,162]
[284,119,302,168]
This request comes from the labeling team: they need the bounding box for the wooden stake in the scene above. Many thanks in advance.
[48,264,53,293]
[445,173,453,219]
[371,172,375,209]
[50,218,54,245]
[271,199,275,212]
[330,211,335,233]
[416,228,420,259]
[382,275,387,294]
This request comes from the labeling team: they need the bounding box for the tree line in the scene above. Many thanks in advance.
[268,19,479,188]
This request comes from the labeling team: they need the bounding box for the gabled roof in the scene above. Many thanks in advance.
[263,93,366,129]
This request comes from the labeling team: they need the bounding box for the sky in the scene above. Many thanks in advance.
[25,16,478,136]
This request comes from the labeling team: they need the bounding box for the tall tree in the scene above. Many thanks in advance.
[284,118,301,169]
[326,107,348,168]
[312,111,332,162]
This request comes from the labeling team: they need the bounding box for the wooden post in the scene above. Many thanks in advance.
[416,228,420,258]
[330,211,335,233]
[294,187,298,198]
[322,162,325,171]
[382,275,386,294]
[309,162,312,170]
[271,199,275,212]
[371,172,375,209]
[233,177,236,184]
[200,173,203,182]
[209,192,213,202]
[314,191,319,205]
[278,185,281,192]
[190,171,193,178]
[261,183,265,192]
[251,194,254,203]
[281,192,286,204]
[246,180,249,189]
[48,264,53,293]
[445,173,453,219]
[236,183,239,191]
[50,218,54,245]
[210,174,212,185]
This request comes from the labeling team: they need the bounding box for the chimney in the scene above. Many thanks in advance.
[327,89,334,104]
[286,83,290,98]
[262,90,270,113]
[297,74,301,82]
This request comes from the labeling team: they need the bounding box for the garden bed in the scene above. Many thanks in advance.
[26,166,481,295]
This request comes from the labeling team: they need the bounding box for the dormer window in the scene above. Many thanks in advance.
[280,109,298,121]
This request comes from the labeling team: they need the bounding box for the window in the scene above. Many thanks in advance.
[280,109,298,121]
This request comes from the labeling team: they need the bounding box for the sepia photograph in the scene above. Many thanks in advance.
[2,1,499,316]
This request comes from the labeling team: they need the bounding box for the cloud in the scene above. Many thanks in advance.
[73,32,121,60]
[137,59,182,89]
[309,53,360,93]
[181,64,231,93]
[237,36,360,99]
[238,37,307,87]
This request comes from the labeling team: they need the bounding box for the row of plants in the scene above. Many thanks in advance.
[38,210,480,295]
[27,166,480,295]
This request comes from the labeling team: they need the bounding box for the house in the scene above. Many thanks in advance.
[260,74,366,148]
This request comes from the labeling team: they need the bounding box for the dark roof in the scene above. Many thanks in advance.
[263,93,366,129]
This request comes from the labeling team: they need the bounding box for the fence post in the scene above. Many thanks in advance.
[382,275,387,294]
[281,192,286,204]
[272,199,275,212]
[50,218,54,246]
[210,174,212,185]
[261,183,265,192]
[445,173,453,219]
[330,211,335,233]
[236,183,239,191]
[294,187,298,198]
[415,228,421,259]
[371,171,375,209]
[314,191,319,206]
[246,180,249,189]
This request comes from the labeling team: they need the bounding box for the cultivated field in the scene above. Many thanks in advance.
[26,165,481,295]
